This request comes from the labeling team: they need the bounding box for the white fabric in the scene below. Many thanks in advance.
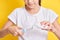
[8,6,58,40]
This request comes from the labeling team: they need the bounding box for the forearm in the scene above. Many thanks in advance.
[0,29,9,38]
[52,24,60,40]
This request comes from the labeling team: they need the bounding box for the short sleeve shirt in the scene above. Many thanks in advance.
[8,6,58,40]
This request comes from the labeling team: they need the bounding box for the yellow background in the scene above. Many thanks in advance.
[0,0,60,40]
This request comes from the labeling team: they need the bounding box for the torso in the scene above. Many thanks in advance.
[16,6,50,40]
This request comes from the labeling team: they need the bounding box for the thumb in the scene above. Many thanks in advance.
[17,27,22,30]
[16,27,23,35]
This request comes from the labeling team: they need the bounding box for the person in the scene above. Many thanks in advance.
[0,0,60,40]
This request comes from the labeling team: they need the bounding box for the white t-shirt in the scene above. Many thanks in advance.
[8,6,58,40]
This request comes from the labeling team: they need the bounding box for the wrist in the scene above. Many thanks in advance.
[52,26,57,33]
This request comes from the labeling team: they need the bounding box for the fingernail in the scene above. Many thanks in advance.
[14,32,17,36]
[45,26,48,29]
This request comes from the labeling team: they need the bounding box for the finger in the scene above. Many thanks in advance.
[41,22,49,28]
[11,26,23,36]
[45,22,50,26]
[40,21,45,25]
[8,27,15,35]
[15,27,23,36]
[17,29,23,35]
[17,27,22,30]
[41,22,50,28]
[13,27,20,36]
[40,21,48,25]
[45,23,53,29]
[16,29,24,40]
[42,25,52,31]
[14,32,18,36]
[41,22,54,31]
[8,27,18,36]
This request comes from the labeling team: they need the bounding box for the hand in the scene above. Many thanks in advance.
[7,26,23,36]
[40,21,55,31]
